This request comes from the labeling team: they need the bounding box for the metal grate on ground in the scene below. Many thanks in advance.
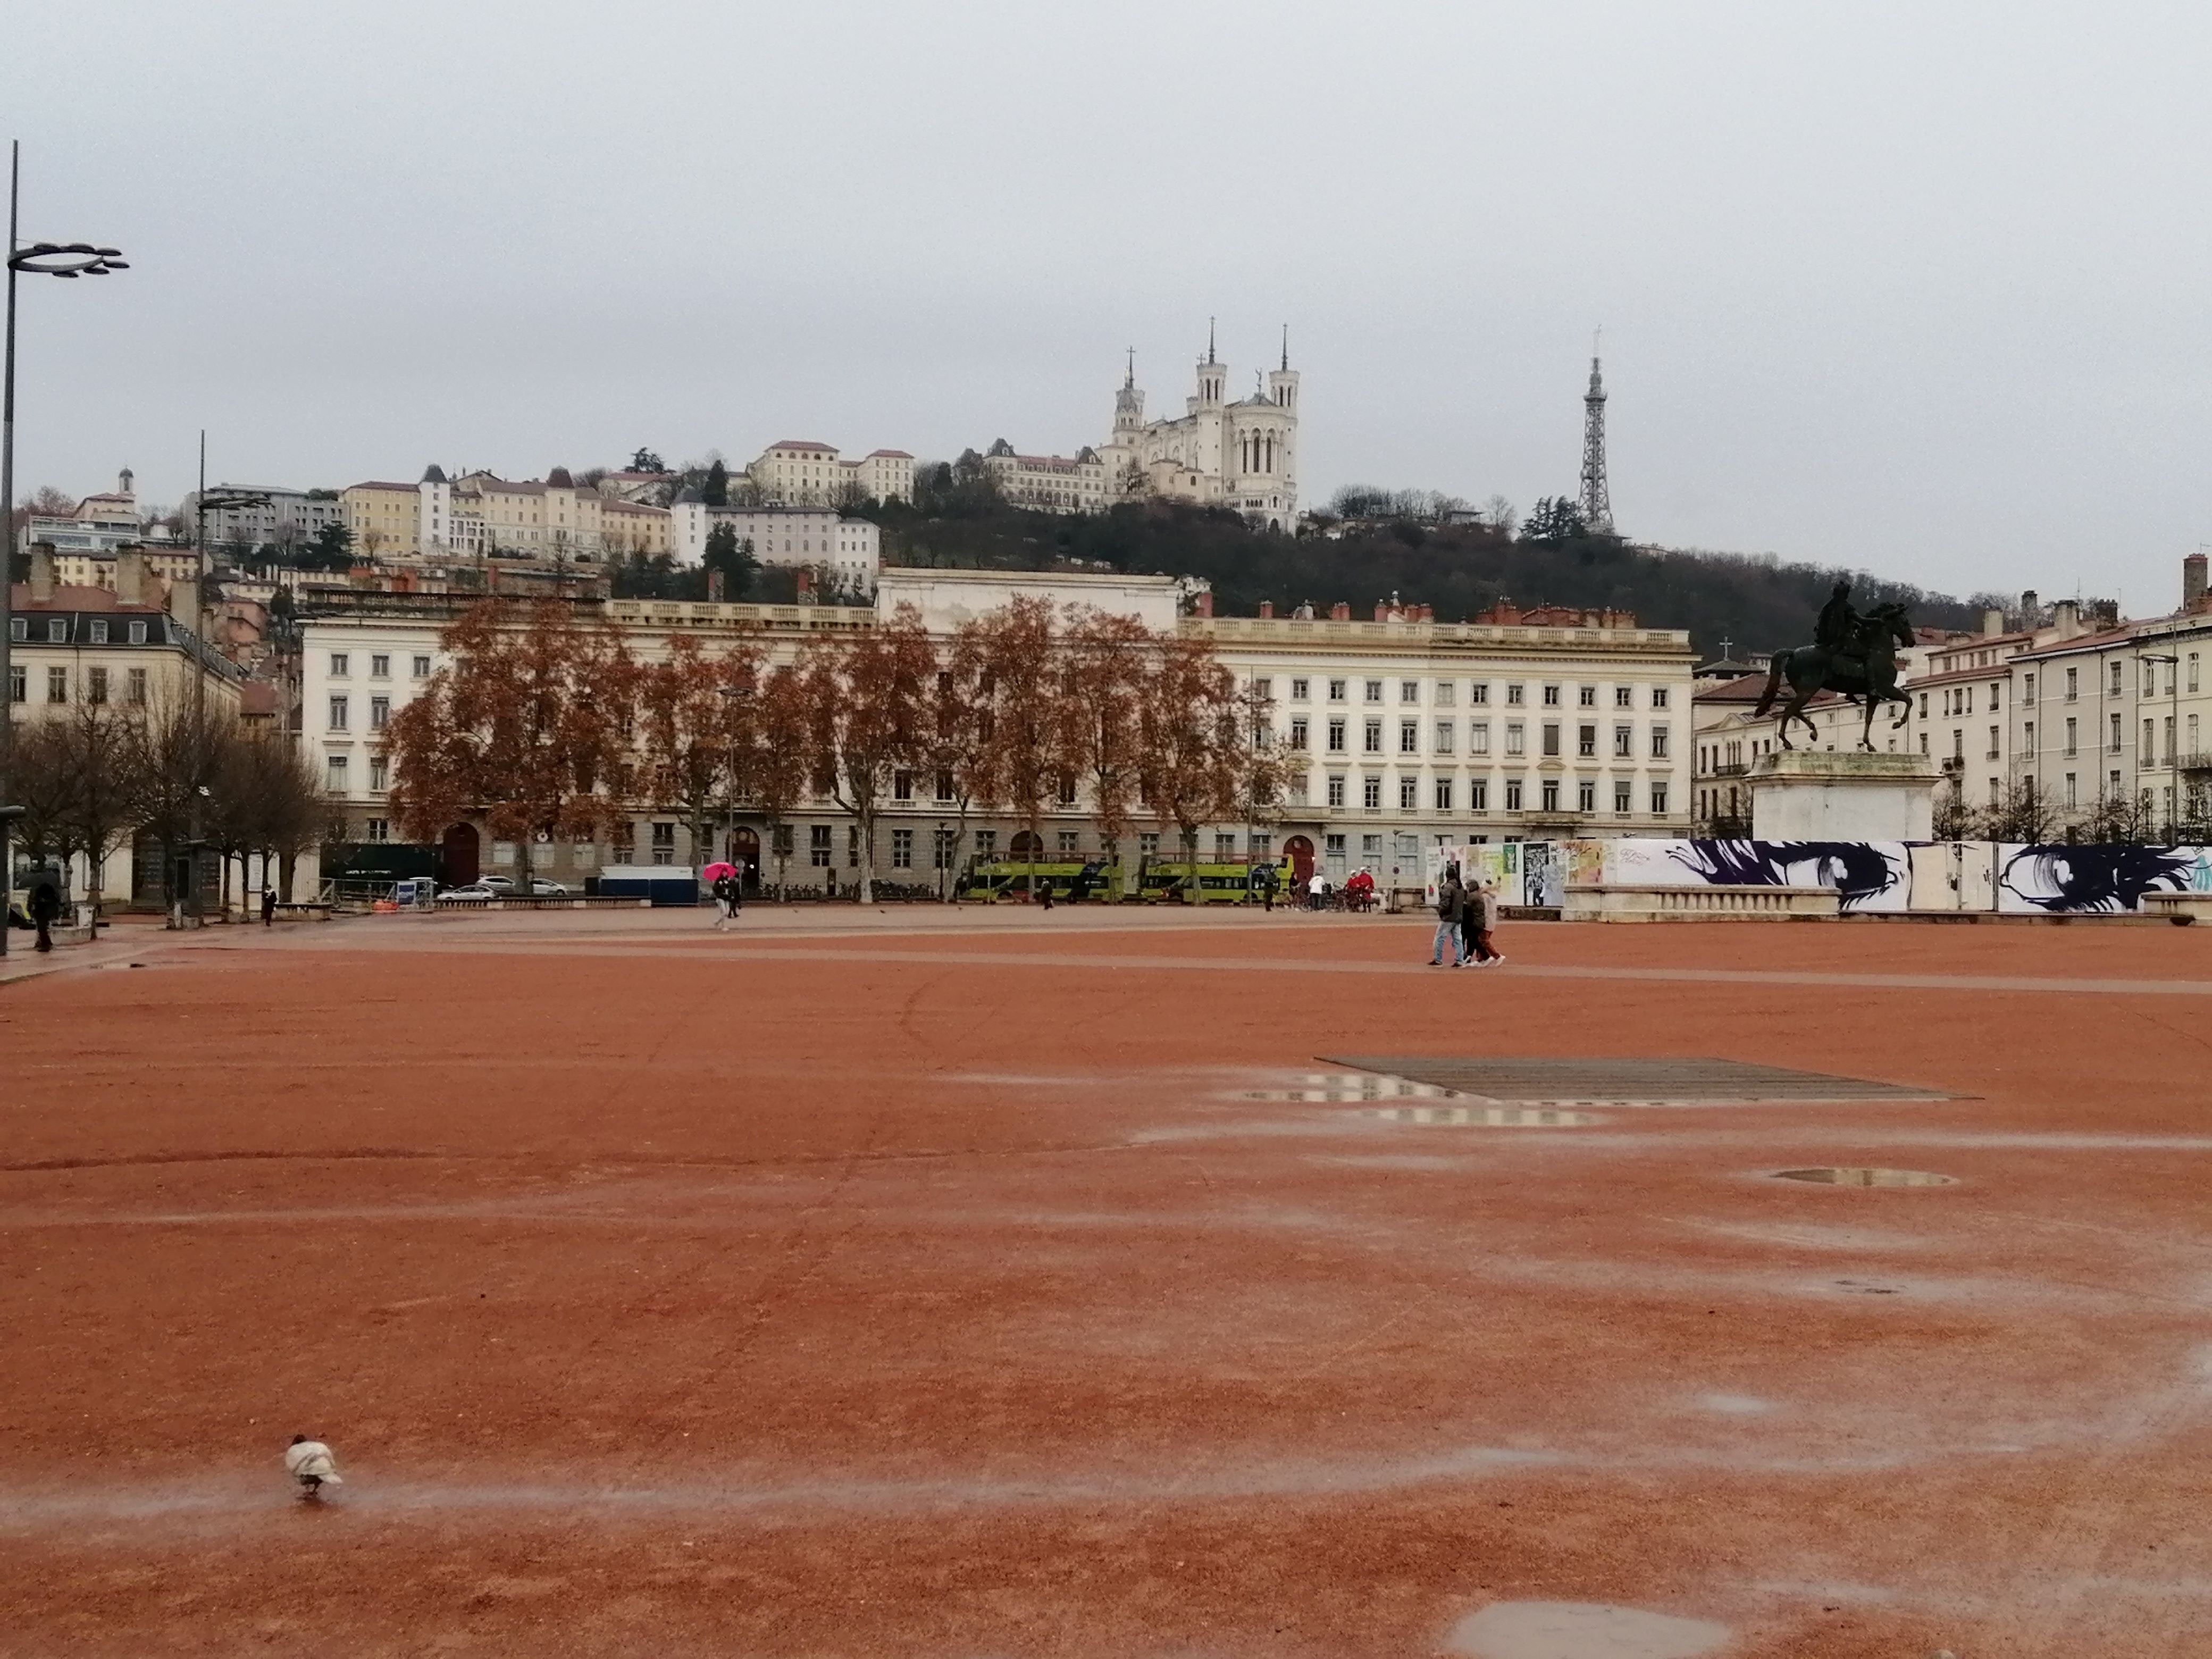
[1322,1055,1958,1105]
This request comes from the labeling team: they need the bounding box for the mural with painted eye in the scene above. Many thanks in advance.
[1995,843,2206,914]
[1662,838,1909,912]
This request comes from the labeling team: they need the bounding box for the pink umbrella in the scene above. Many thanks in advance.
[702,861,738,881]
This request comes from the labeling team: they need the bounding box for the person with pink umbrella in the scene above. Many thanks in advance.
[703,860,741,931]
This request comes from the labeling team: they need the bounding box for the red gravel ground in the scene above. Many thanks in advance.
[3,907,2209,1657]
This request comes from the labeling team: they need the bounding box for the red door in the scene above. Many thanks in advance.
[1284,835,1316,887]
[440,823,480,886]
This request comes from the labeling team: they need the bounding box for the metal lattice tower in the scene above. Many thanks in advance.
[1579,348,1614,534]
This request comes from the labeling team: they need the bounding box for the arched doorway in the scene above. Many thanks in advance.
[1009,830,1043,860]
[1284,834,1316,887]
[439,823,480,887]
[731,827,761,895]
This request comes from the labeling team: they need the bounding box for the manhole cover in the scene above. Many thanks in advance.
[1364,1105,1598,1127]
[1773,1167,1956,1187]
[1327,1056,1953,1105]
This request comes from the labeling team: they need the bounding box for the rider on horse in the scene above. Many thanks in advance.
[1816,581,1864,668]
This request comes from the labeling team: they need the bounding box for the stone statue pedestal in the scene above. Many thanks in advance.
[1748,750,1938,842]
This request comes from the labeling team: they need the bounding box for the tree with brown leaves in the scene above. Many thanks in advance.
[1055,608,1153,876]
[1136,635,1243,896]
[735,660,815,898]
[969,596,1059,893]
[799,604,933,902]
[915,616,997,899]
[387,601,633,892]
[633,633,762,873]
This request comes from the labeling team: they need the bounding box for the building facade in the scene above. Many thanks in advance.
[668,495,879,588]
[189,484,345,551]
[299,573,1691,894]
[748,442,914,507]
[981,439,1108,512]
[1095,332,1300,530]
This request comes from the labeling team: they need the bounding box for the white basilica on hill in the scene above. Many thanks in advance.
[1097,326,1301,530]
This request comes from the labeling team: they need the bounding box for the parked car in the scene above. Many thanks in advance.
[528,879,569,896]
[476,875,515,893]
[440,883,498,900]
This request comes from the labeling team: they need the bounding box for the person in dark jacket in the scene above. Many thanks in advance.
[261,886,277,927]
[28,878,61,954]
[1430,870,1466,966]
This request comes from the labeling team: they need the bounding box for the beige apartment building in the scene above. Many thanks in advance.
[298,571,1692,894]
[749,442,914,507]
[342,481,423,555]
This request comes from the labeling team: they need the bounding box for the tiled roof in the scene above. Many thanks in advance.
[238,682,280,716]
[9,582,167,613]
[865,449,914,459]
[769,440,836,453]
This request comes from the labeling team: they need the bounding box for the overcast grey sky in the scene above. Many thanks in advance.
[8,2,2209,608]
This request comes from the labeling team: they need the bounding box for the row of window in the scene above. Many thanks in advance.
[1311,774,1669,815]
[11,665,150,705]
[10,616,153,644]
[1261,675,1670,710]
[326,696,391,732]
[326,652,433,679]
[1285,716,1669,759]
[2025,655,2203,705]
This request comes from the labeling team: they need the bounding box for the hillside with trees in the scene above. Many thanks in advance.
[857,469,2006,656]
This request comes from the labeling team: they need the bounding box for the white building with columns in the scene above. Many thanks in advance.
[1096,329,1301,530]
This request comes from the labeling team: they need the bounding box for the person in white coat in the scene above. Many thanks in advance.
[285,1435,341,1498]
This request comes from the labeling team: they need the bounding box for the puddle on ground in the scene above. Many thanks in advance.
[1446,1601,1732,1659]
[1773,1167,1956,1187]
[1359,1105,1600,1128]
[1243,1072,1463,1103]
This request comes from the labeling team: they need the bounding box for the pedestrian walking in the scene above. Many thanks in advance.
[711,870,738,931]
[1430,868,1467,966]
[1308,870,1326,911]
[1459,867,1480,963]
[28,878,60,954]
[261,885,276,927]
[1472,879,1505,965]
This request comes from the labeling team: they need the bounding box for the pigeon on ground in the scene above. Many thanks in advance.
[284,1435,341,1498]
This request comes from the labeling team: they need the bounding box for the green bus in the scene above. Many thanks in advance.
[1137,855,1294,904]
[963,858,1124,901]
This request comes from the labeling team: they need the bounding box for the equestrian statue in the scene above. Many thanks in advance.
[1753,581,1915,750]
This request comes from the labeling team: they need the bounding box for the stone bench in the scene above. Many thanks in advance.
[2143,892,2212,925]
[1562,883,1843,922]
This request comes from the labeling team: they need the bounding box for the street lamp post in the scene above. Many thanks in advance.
[2140,651,2181,841]
[0,140,128,958]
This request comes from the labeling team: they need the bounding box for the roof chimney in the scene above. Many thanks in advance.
[2020,589,2038,619]
[1193,590,1213,618]
[1257,599,1274,619]
[2053,598,2080,639]
[28,543,55,602]
[1329,601,1350,621]
[115,547,148,606]
[1982,607,2004,636]
[2185,551,2208,613]
[168,566,198,631]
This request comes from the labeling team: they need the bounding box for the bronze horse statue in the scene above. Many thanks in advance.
[1754,602,1914,750]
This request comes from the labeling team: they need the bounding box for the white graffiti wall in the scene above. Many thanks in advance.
[1428,839,2212,915]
